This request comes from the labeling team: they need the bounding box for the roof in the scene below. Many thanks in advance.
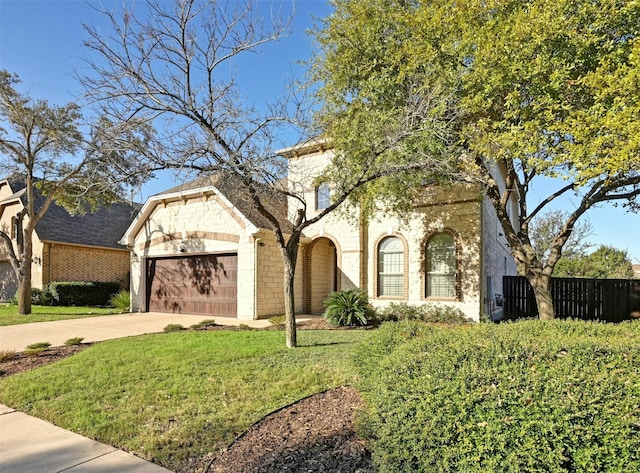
[1,178,139,249]
[155,174,292,233]
[36,201,140,249]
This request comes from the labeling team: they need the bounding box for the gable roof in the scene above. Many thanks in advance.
[121,174,292,247]
[0,177,139,250]
[155,174,291,233]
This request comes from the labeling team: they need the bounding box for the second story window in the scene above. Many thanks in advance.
[316,183,330,210]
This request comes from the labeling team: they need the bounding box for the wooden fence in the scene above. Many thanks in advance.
[503,276,640,323]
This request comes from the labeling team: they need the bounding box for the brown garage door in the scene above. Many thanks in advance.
[146,254,237,317]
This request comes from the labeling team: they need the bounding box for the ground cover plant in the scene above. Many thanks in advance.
[0,329,370,471]
[0,305,116,326]
[354,320,640,472]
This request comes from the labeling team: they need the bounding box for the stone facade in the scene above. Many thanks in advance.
[124,145,517,322]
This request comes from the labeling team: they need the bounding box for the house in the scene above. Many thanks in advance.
[0,177,138,301]
[121,142,518,322]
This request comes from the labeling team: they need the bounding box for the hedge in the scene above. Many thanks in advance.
[49,281,122,306]
[354,320,640,472]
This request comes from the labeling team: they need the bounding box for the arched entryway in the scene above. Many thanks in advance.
[304,237,338,314]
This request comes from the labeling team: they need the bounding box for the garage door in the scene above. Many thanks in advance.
[146,254,237,317]
[0,262,18,302]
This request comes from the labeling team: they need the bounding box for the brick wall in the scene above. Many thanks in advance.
[46,243,130,288]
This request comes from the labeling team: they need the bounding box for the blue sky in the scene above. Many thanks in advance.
[1,0,639,262]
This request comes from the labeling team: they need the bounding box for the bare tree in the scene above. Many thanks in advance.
[80,0,458,347]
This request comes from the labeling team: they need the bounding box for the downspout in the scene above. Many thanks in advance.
[254,237,262,320]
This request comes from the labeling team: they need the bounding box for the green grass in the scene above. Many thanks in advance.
[0,305,117,326]
[0,329,371,470]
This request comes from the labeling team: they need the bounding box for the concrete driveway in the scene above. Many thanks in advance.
[0,312,272,352]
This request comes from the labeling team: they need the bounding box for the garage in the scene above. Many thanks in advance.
[145,254,238,317]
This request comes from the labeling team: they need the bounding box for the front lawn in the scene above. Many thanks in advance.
[0,329,370,470]
[0,305,118,326]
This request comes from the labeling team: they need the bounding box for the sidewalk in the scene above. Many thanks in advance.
[0,312,272,352]
[0,312,278,473]
[0,404,172,473]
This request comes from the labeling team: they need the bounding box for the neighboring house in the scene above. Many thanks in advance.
[121,142,518,322]
[0,177,138,301]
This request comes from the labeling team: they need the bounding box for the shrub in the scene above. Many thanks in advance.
[323,289,374,327]
[25,341,51,356]
[64,337,85,346]
[108,290,131,311]
[163,324,185,333]
[354,320,640,472]
[376,302,471,324]
[190,319,218,330]
[268,315,286,326]
[0,350,16,362]
[49,281,121,306]
[9,287,53,306]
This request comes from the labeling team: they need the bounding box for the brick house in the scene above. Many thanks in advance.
[0,177,138,301]
[121,142,518,322]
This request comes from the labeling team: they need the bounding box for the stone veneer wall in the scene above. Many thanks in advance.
[254,232,304,318]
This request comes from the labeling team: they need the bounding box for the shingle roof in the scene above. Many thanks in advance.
[156,174,293,233]
[36,201,140,249]
[3,178,139,249]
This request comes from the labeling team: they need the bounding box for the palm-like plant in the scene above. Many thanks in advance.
[323,289,374,327]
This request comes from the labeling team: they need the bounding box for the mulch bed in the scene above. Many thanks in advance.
[0,321,374,473]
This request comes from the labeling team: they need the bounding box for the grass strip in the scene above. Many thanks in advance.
[0,329,370,470]
[0,305,117,326]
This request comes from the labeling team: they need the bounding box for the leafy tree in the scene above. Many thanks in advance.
[0,71,147,315]
[554,245,635,279]
[81,0,455,347]
[313,0,640,319]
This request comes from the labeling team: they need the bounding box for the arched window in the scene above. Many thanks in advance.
[378,236,404,297]
[426,233,456,298]
[316,183,331,210]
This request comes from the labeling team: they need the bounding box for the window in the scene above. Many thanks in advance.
[426,233,456,298]
[316,183,330,210]
[378,237,404,297]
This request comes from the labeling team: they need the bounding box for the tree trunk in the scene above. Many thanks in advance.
[530,275,555,320]
[283,258,297,348]
[17,238,33,315]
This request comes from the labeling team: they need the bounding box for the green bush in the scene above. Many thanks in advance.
[190,319,218,330]
[108,290,131,311]
[354,320,640,472]
[163,324,185,333]
[9,287,53,306]
[268,315,286,326]
[25,341,51,356]
[323,288,374,327]
[0,350,16,362]
[376,302,472,324]
[64,337,85,346]
[49,281,121,306]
